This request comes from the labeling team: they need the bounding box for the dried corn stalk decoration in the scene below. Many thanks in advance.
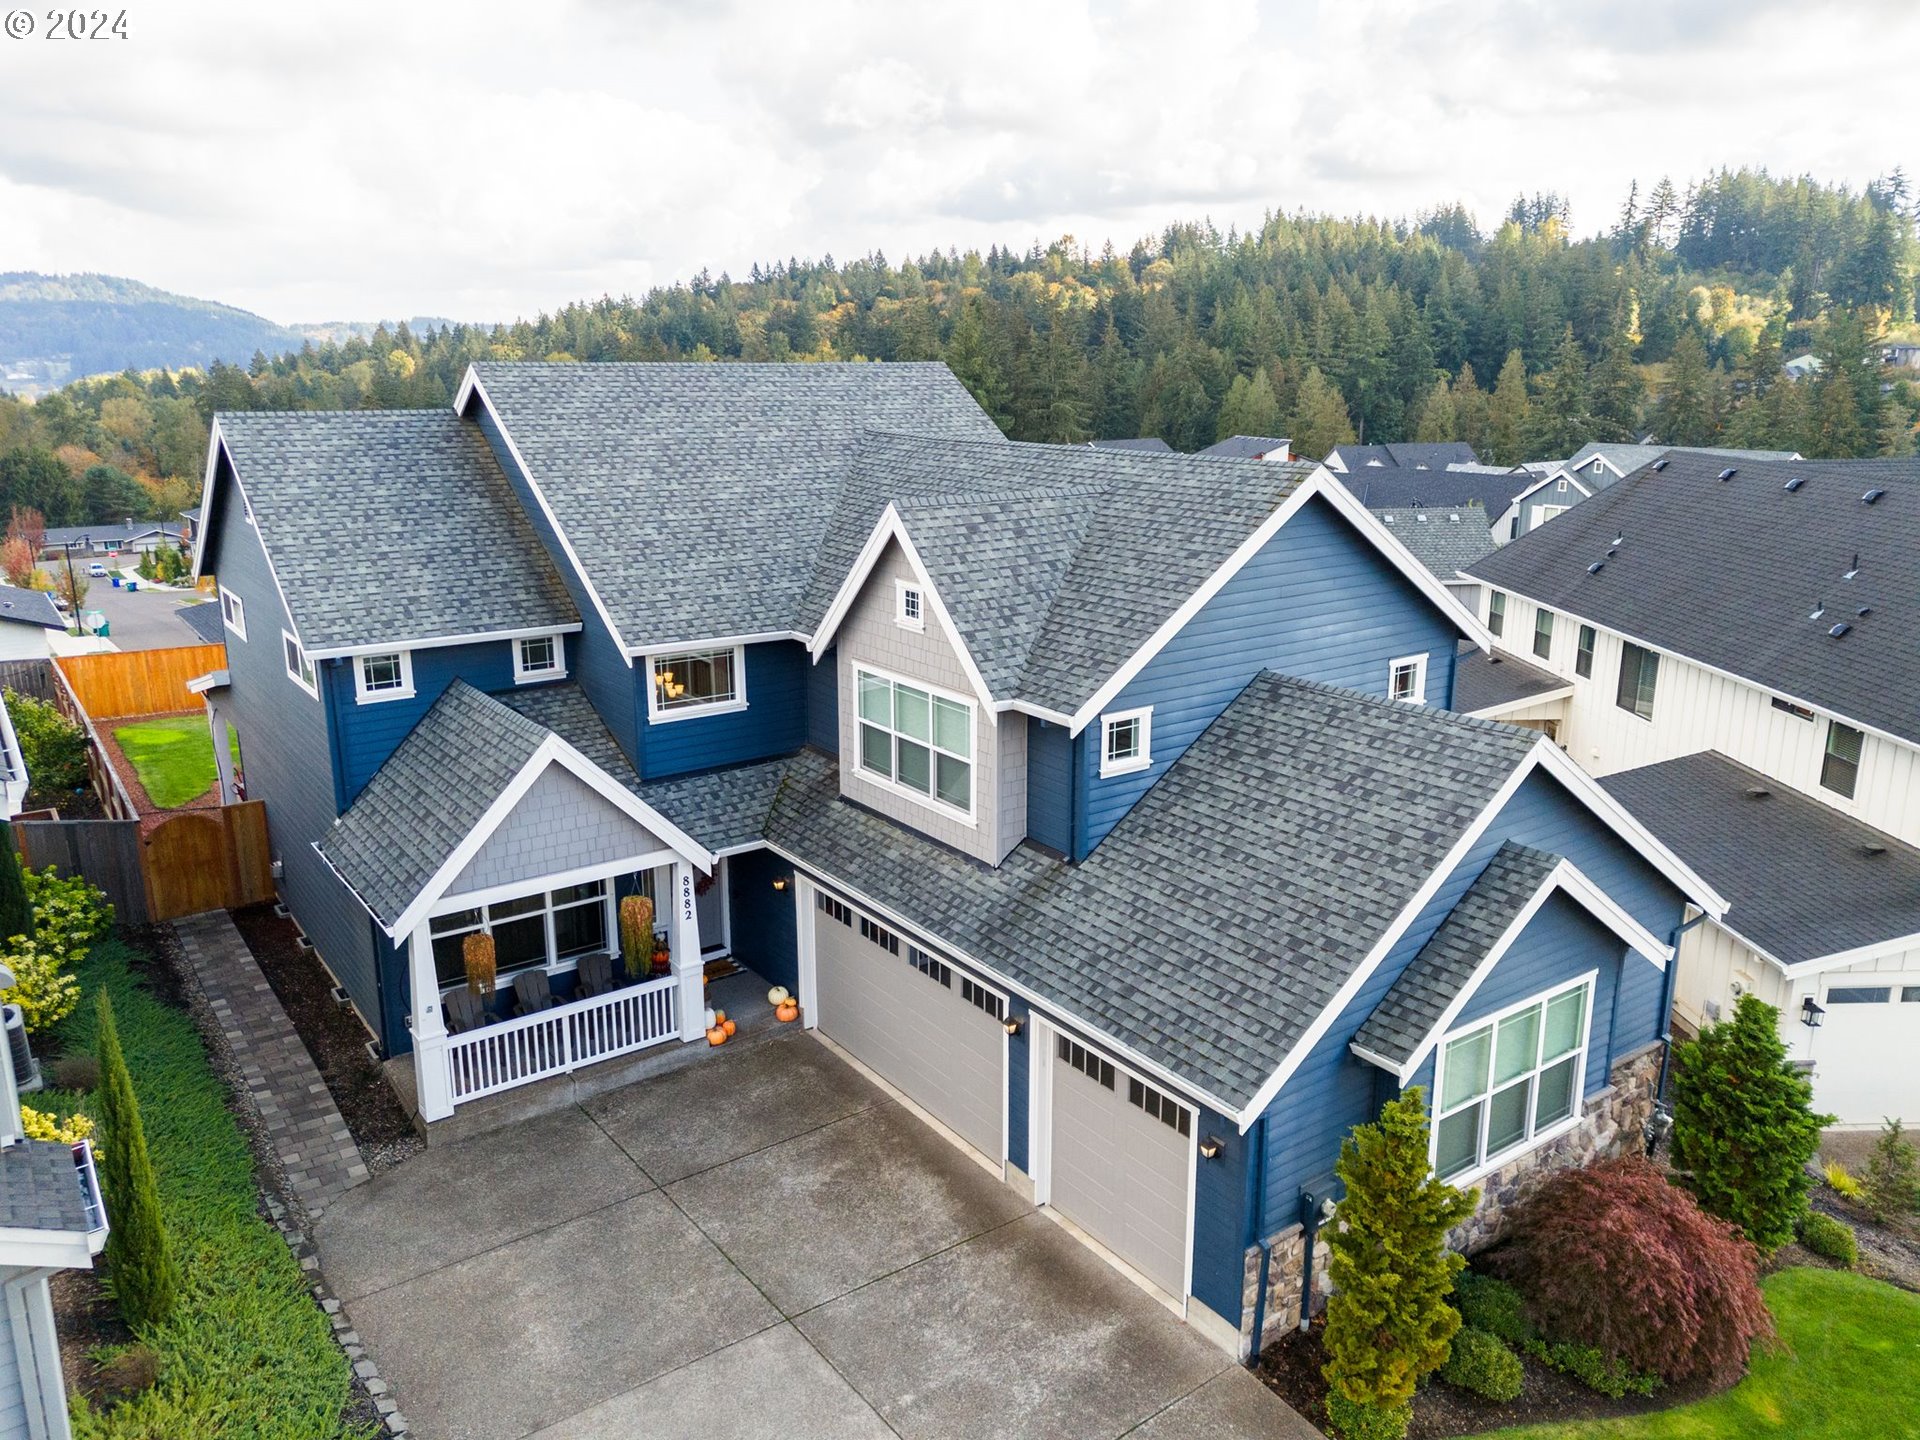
[619,894,655,982]
[462,932,497,998]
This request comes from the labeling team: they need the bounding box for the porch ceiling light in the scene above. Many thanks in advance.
[1800,996,1825,1029]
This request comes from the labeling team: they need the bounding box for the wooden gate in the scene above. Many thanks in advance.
[142,801,275,921]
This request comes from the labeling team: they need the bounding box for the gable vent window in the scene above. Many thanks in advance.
[1488,590,1506,637]
[816,893,852,927]
[961,976,1003,1020]
[282,631,317,699]
[1575,624,1595,679]
[895,579,925,632]
[859,916,900,955]
[219,586,247,641]
[1057,1036,1115,1090]
[1614,641,1658,722]
[355,650,415,704]
[514,633,566,684]
[1127,1077,1192,1136]
[651,646,743,721]
[1820,720,1864,799]
[856,667,973,816]
[1532,608,1555,662]
[1389,654,1428,705]
[1770,697,1815,722]
[1099,707,1152,778]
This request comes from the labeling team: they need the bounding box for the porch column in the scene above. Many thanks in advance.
[408,922,454,1122]
[206,701,237,806]
[671,859,705,1043]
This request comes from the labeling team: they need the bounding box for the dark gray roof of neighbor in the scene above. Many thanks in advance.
[1340,467,1527,514]
[0,1137,97,1234]
[0,589,65,630]
[1090,437,1173,452]
[466,362,1003,649]
[798,432,1320,713]
[213,411,578,653]
[1454,642,1572,715]
[1329,441,1480,471]
[1370,505,1496,582]
[769,672,1543,1109]
[317,681,550,928]
[1353,842,1562,1069]
[176,599,227,645]
[1199,435,1291,459]
[1470,454,1920,745]
[1566,442,1800,485]
[1599,751,1920,966]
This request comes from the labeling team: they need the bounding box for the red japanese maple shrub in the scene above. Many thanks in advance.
[1493,1155,1772,1386]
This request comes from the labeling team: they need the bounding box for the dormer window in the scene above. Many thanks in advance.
[856,665,972,817]
[514,633,566,684]
[1389,654,1428,705]
[649,646,745,722]
[355,650,415,704]
[1099,706,1152,777]
[895,579,925,632]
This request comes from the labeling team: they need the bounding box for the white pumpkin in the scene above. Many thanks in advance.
[767,985,791,1006]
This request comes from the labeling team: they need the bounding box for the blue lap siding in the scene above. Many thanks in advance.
[636,640,809,779]
[727,848,799,994]
[1189,1106,1253,1323]
[807,646,840,754]
[1073,497,1462,856]
[1025,717,1072,854]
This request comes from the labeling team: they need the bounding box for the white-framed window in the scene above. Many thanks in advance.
[1487,590,1506,637]
[428,879,612,991]
[1388,653,1428,705]
[282,630,317,699]
[1535,504,1568,524]
[513,633,566,685]
[1532,607,1555,661]
[855,664,974,818]
[1615,642,1658,722]
[1821,720,1863,800]
[1433,975,1593,1182]
[895,578,925,632]
[649,646,745,722]
[1555,477,1568,493]
[1099,706,1153,777]
[219,586,246,640]
[354,650,416,704]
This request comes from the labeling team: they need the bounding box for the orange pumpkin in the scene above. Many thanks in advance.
[776,998,800,1023]
[706,1023,727,1046]
[722,1018,737,1037]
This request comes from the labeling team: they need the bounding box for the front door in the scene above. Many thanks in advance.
[696,856,729,956]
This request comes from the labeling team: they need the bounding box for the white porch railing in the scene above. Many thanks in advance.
[441,975,679,1105]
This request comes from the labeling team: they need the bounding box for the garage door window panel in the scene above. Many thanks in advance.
[1058,1036,1114,1089]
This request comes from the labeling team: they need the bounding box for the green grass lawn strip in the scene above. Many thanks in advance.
[1487,1266,1920,1439]
[109,717,222,809]
[43,937,368,1438]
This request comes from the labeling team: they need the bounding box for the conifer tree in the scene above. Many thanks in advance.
[94,989,179,1330]
[1863,1118,1919,1222]
[1486,350,1532,463]
[1412,375,1457,443]
[1670,993,1830,1252]
[0,821,30,945]
[1216,369,1282,441]
[1321,1089,1475,1440]
[1289,365,1357,460]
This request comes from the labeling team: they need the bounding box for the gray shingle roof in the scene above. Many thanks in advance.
[1469,454,1920,745]
[799,432,1318,715]
[1599,751,1920,966]
[1199,435,1291,459]
[1566,443,1799,486]
[317,681,550,928]
[1340,468,1527,513]
[0,589,65,630]
[1453,642,1571,715]
[1090,437,1173,452]
[213,411,579,653]
[769,672,1542,1109]
[1370,505,1496,583]
[176,599,226,645]
[0,1138,96,1234]
[1330,442,1480,471]
[466,362,1003,649]
[1352,842,1561,1069]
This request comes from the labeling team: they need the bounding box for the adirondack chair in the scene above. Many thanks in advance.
[575,953,615,999]
[512,970,557,1016]
[443,988,491,1034]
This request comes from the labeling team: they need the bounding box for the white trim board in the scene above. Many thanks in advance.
[1465,684,1575,721]
[309,623,582,663]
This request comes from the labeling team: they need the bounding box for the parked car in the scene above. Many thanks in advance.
[86,562,108,578]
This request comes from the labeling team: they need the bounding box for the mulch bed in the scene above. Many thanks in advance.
[51,1268,130,1407]
[228,903,422,1176]
[1811,1187,1920,1292]
[1257,1314,1715,1438]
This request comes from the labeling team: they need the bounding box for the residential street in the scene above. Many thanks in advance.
[37,562,210,651]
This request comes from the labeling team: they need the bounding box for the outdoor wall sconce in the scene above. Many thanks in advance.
[1002,1015,1023,1037]
[771,876,789,892]
[1800,996,1825,1029]
[1198,1135,1224,1160]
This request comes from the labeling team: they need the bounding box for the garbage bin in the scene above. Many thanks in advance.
[110,575,122,588]
[96,621,109,638]
[125,580,138,592]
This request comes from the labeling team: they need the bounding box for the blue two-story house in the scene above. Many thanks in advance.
[190,361,1724,1360]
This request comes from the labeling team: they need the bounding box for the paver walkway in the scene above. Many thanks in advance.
[175,911,368,1215]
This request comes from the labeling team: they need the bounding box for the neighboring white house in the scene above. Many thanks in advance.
[1469,453,1920,1125]
[0,592,66,663]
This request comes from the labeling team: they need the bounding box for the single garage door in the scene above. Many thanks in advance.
[1811,980,1920,1126]
[1048,1034,1193,1299]
[812,891,1005,1160]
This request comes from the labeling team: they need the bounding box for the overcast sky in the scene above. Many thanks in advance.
[1,0,1912,326]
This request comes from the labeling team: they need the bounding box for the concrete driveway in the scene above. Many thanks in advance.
[313,1031,1319,1440]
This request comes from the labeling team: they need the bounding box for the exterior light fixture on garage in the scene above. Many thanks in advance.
[1800,996,1825,1029]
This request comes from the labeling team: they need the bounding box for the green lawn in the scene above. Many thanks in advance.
[46,938,369,1438]
[111,717,236,809]
[1490,1267,1920,1439]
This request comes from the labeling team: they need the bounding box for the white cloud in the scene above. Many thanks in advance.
[0,0,1911,324]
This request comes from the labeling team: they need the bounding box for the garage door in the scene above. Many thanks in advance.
[1812,981,1920,1126]
[1048,1034,1193,1299]
[812,891,1005,1160]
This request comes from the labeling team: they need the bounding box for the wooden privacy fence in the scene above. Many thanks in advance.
[14,801,274,924]
[0,660,57,704]
[54,643,227,721]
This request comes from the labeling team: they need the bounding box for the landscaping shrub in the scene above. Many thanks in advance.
[51,1053,98,1091]
[1324,1393,1411,1440]
[25,864,112,949]
[95,988,179,1331]
[19,1102,91,1144]
[0,939,80,1034]
[0,820,29,944]
[1452,1271,1535,1347]
[6,690,88,796]
[1863,1118,1920,1222]
[94,1344,159,1403]
[0,867,110,1034]
[1496,1154,1772,1386]
[1438,1326,1524,1402]
[1533,1339,1659,1399]
[1797,1212,1858,1266]
[1451,1269,1654,1397]
[1822,1158,1865,1200]
[1670,993,1830,1251]
[1322,1088,1476,1429]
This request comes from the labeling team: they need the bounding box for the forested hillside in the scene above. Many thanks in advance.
[0,167,1914,530]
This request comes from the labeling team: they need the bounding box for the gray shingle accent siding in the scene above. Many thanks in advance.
[446,765,668,897]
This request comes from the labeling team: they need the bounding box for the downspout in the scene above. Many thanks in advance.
[1651,911,1711,1145]
[1243,1116,1271,1369]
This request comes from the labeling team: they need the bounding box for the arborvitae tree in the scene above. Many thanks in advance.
[1669,994,1831,1253]
[94,989,179,1330]
[1321,1089,1475,1440]
[1412,375,1458,443]
[1863,1118,1920,1221]
[1289,365,1356,460]
[1215,369,1282,441]
[1485,350,1532,464]
[0,821,29,945]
